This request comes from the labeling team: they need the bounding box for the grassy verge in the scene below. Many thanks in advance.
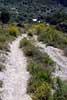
[25,23,67,50]
[0,24,21,51]
[38,27,67,49]
[20,38,55,100]
[20,37,67,100]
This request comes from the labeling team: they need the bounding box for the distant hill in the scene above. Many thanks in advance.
[0,0,67,6]
[57,0,67,6]
[0,0,66,21]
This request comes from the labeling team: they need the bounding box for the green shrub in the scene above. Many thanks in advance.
[27,60,52,95]
[38,27,67,49]
[20,38,55,100]
[53,78,67,100]
[63,82,67,99]
[0,25,18,51]
[20,38,54,69]
[0,42,8,51]
[23,45,34,56]
[0,31,8,50]
[20,38,32,48]
[0,34,7,42]
[20,38,39,57]
[33,82,51,100]
[27,23,47,36]
[53,96,66,100]
[32,23,47,35]
[23,46,40,58]
[28,60,51,81]
[9,26,20,37]
[21,39,54,68]
[28,60,42,74]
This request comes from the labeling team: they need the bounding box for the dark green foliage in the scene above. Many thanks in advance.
[0,9,10,24]
[27,60,52,100]
[28,60,51,82]
[0,0,66,22]
[46,11,67,25]
[56,22,67,33]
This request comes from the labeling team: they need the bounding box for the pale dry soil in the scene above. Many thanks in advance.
[1,34,32,100]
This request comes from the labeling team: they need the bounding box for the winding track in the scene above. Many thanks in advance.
[1,33,67,100]
[1,34,32,100]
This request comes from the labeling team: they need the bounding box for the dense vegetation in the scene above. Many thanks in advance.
[0,24,20,51]
[0,0,67,22]
[0,0,67,7]
[45,11,67,25]
[38,27,67,49]
[26,23,67,49]
[20,37,67,100]
[0,9,21,51]
[20,38,54,100]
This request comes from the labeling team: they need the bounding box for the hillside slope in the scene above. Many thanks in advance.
[0,0,67,6]
[0,0,66,21]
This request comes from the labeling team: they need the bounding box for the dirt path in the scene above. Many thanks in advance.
[1,34,32,100]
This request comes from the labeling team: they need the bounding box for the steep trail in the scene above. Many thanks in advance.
[1,34,32,100]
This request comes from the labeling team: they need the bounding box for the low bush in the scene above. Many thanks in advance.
[27,23,47,35]
[20,38,39,57]
[0,26,16,51]
[53,78,67,100]
[20,38,32,48]
[20,38,54,65]
[63,82,67,99]
[0,35,6,43]
[23,45,35,56]
[27,60,52,95]
[32,82,51,100]
[38,27,67,49]
[28,60,51,82]
[9,25,20,37]
[0,42,7,51]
